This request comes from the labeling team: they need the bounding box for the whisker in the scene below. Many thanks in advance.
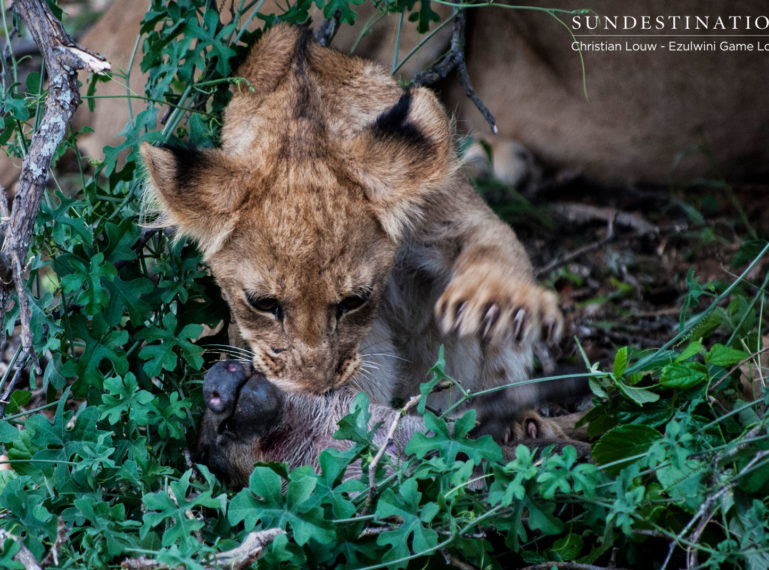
[203,344,255,358]
[361,352,410,363]
[205,343,254,354]
[359,360,382,372]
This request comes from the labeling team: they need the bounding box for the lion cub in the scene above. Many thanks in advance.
[141,25,563,439]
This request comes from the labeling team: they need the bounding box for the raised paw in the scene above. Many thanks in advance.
[435,270,564,347]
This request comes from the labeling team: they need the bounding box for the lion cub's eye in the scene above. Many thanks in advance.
[246,294,283,320]
[337,292,370,318]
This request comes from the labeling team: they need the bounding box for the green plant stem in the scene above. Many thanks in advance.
[391,11,404,75]
[440,371,606,418]
[2,400,60,421]
[125,33,142,124]
[629,241,769,375]
[726,268,769,347]
[232,0,268,45]
[350,10,386,54]
[0,345,22,395]
[392,11,459,76]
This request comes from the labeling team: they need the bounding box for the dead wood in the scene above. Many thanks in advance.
[412,9,497,134]
[0,0,109,416]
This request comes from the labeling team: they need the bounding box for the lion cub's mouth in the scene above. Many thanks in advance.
[260,357,361,396]
[266,374,349,395]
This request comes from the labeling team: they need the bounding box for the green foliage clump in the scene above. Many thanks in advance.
[0,0,767,568]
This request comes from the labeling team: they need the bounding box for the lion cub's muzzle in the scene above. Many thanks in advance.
[203,360,284,440]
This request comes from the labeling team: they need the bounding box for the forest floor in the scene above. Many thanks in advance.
[490,173,769,409]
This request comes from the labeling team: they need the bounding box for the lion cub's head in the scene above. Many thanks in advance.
[141,25,456,394]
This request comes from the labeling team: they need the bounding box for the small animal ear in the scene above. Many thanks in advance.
[352,88,457,241]
[140,142,246,252]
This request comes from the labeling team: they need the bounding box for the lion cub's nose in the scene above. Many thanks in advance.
[203,360,251,414]
[203,360,284,438]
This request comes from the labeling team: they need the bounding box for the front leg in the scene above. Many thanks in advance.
[434,190,563,347]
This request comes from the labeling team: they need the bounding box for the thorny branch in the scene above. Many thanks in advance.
[412,9,497,134]
[0,0,109,408]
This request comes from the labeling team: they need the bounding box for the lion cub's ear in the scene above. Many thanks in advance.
[352,87,456,241]
[140,143,246,252]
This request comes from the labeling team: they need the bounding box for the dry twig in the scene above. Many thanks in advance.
[521,562,618,570]
[365,393,421,512]
[314,9,343,47]
[441,548,478,570]
[120,528,285,570]
[40,517,68,567]
[549,202,658,236]
[412,9,497,133]
[660,448,769,570]
[0,0,109,412]
[536,216,616,278]
[211,528,285,568]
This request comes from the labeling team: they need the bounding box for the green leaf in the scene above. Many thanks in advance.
[613,346,628,379]
[374,478,439,565]
[676,340,704,362]
[659,362,708,389]
[707,344,749,367]
[418,346,449,414]
[1,92,30,121]
[104,275,154,326]
[406,411,503,465]
[588,376,608,399]
[527,498,563,535]
[228,466,334,547]
[100,373,155,425]
[323,0,365,25]
[4,391,31,416]
[616,380,660,406]
[488,445,537,507]
[142,470,225,548]
[592,424,662,473]
[688,311,722,341]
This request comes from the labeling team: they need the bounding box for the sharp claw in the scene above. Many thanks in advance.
[513,309,526,342]
[451,301,467,334]
[526,418,538,439]
[481,303,500,339]
[543,320,554,343]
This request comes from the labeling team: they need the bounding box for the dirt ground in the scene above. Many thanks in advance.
[505,175,769,385]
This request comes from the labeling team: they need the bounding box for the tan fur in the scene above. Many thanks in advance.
[142,25,563,433]
[446,0,769,184]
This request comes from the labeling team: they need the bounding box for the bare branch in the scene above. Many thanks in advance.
[412,10,497,133]
[314,10,342,47]
[0,0,110,393]
[120,528,284,570]
[365,393,421,512]
[210,528,285,568]
[40,517,68,567]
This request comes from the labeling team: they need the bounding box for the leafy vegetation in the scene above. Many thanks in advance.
[0,0,767,567]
